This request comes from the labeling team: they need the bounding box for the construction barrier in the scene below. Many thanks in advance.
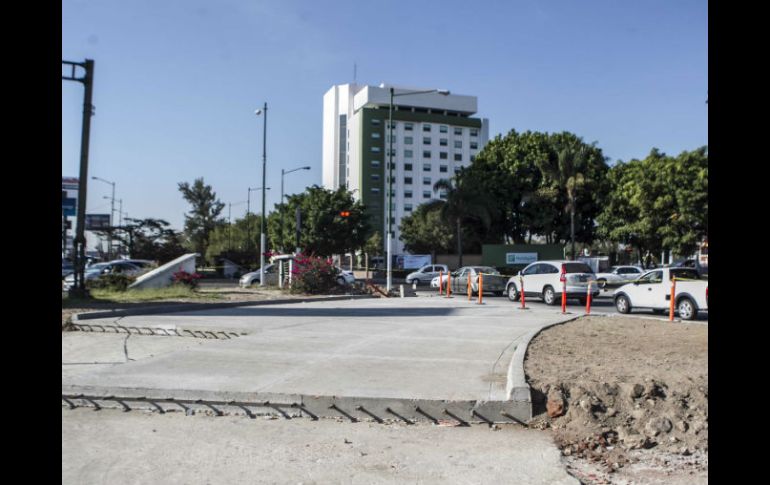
[477,273,483,305]
[586,281,593,315]
[446,272,452,298]
[560,266,567,314]
[519,276,529,310]
[438,271,443,295]
[467,273,472,301]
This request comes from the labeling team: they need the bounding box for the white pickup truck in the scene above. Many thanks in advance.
[613,267,708,320]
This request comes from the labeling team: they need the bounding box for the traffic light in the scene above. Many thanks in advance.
[339,211,350,218]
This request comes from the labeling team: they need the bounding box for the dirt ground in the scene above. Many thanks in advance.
[524,315,708,484]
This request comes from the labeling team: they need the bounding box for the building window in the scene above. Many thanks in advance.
[470,141,478,149]
[371,146,381,153]
[423,124,432,132]
[371,174,380,180]
[371,187,380,193]
[454,140,462,149]
[470,155,476,162]
[439,165,448,173]
[404,136,413,145]
[454,127,462,135]
[423,190,432,198]
[423,150,431,158]
[423,177,431,185]
[440,138,449,147]
[388,122,397,129]
[387,149,396,156]
[454,166,462,174]
[404,177,413,185]
[371,160,381,167]
[371,119,381,125]
[440,125,448,133]
[404,123,413,131]
[440,152,448,159]
[404,190,413,198]
[454,153,462,161]
[470,128,478,136]
[372,132,381,139]
[404,204,413,212]
[423,137,431,145]
[439,191,448,200]
[404,149,413,158]
[404,163,413,171]
[423,163,431,172]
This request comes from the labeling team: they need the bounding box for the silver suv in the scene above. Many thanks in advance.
[406,264,449,286]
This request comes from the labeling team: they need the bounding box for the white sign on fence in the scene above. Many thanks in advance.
[506,252,538,265]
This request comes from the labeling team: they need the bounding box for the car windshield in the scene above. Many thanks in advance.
[471,266,500,275]
[563,263,594,274]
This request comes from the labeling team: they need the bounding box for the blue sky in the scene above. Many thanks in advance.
[62,0,707,237]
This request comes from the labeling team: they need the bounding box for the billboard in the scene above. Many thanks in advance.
[62,197,76,217]
[85,214,111,230]
[402,254,431,269]
[505,252,538,265]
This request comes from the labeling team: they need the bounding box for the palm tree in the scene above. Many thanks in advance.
[433,170,491,267]
[538,144,588,260]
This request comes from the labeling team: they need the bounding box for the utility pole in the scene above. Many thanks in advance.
[62,59,95,296]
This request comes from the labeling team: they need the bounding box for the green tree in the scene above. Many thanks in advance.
[398,200,454,262]
[205,213,266,268]
[267,185,370,257]
[434,171,491,267]
[95,218,186,264]
[178,178,225,263]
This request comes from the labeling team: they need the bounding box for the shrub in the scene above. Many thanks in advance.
[86,273,136,291]
[172,269,203,289]
[290,254,341,295]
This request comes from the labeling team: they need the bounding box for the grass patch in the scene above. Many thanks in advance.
[62,286,221,306]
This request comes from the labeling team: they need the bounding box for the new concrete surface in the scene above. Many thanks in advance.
[62,407,579,485]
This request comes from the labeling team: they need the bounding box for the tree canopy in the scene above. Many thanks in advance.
[178,178,225,262]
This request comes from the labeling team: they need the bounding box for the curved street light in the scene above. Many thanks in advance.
[255,104,268,285]
[280,165,311,251]
[386,87,450,292]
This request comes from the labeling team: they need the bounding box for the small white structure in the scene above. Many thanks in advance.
[128,253,198,290]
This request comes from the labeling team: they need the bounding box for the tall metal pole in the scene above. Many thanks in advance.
[246,188,252,253]
[387,88,394,292]
[228,202,232,251]
[281,168,285,252]
[260,102,268,286]
[109,182,115,259]
[62,59,95,296]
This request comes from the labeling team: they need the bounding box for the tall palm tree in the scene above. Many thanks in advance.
[538,144,588,260]
[433,171,491,267]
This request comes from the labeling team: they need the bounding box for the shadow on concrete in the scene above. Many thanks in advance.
[173,306,459,318]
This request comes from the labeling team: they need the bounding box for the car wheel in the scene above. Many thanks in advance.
[677,298,696,320]
[597,278,607,289]
[543,286,556,305]
[615,295,631,314]
[507,284,520,302]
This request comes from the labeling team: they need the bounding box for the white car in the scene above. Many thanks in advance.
[62,260,143,291]
[335,268,356,286]
[406,264,449,286]
[613,267,708,320]
[239,264,278,287]
[594,265,644,288]
[504,260,599,305]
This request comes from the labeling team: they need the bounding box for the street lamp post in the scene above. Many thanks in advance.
[93,176,116,259]
[103,196,123,256]
[255,103,268,286]
[386,87,450,292]
[228,200,247,251]
[280,165,311,252]
[246,186,270,262]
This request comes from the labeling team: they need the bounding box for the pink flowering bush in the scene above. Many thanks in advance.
[290,253,340,294]
[172,269,202,289]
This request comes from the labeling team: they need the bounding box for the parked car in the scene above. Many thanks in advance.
[431,266,507,295]
[335,267,356,286]
[505,260,600,305]
[594,265,644,289]
[406,264,449,286]
[62,260,143,291]
[62,260,74,279]
[239,264,277,287]
[613,267,707,320]
[118,259,156,269]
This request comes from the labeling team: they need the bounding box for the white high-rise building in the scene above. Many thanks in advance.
[322,83,489,254]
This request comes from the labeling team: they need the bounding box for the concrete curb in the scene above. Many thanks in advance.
[72,294,377,322]
[505,313,586,421]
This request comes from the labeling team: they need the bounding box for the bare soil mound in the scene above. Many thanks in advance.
[524,316,707,481]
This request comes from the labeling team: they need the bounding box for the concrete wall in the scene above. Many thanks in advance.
[128,253,198,290]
